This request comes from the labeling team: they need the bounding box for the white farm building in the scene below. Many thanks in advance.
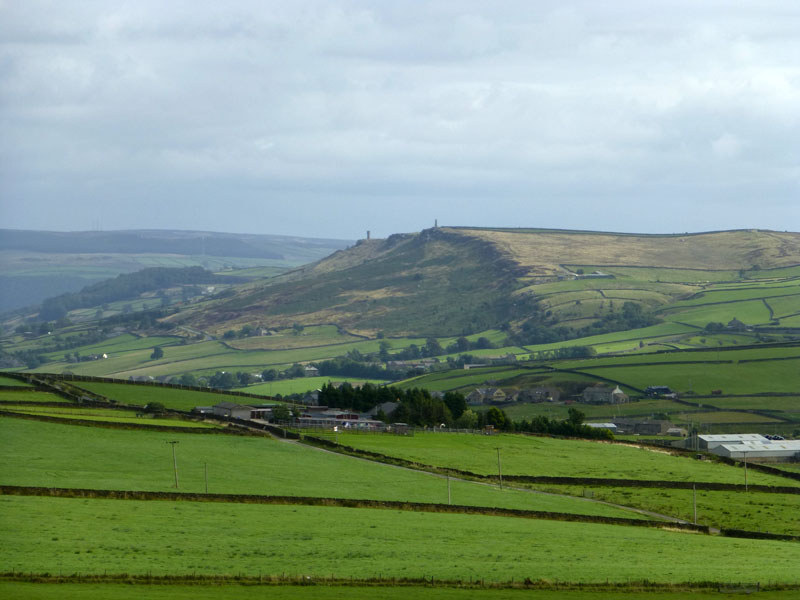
[714,440,800,461]
[696,434,769,451]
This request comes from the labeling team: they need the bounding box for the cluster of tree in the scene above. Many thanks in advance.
[507,301,657,346]
[575,302,657,337]
[444,336,496,353]
[527,346,595,360]
[5,349,46,369]
[317,383,468,428]
[314,357,406,380]
[38,267,225,320]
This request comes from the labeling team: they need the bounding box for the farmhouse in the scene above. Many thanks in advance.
[296,408,384,430]
[467,387,507,405]
[582,385,628,404]
[511,387,560,403]
[211,401,272,420]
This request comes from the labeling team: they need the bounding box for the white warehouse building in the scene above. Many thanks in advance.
[714,440,800,461]
[696,434,769,451]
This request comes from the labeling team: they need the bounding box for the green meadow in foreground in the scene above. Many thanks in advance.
[1,584,795,600]
[528,485,800,536]
[3,496,799,583]
[0,418,640,518]
[331,432,797,486]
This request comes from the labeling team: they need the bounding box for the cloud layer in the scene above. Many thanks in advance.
[2,1,799,238]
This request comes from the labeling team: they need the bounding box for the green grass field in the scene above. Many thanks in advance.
[3,496,800,583]
[3,584,796,600]
[559,486,800,536]
[501,399,687,422]
[0,390,71,404]
[672,411,783,424]
[1,406,219,428]
[71,381,260,411]
[330,432,796,486]
[0,417,641,518]
[240,376,388,397]
[572,359,800,395]
[0,376,33,387]
[39,334,184,361]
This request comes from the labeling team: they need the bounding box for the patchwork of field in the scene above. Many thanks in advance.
[70,381,265,411]
[0,390,71,403]
[1,405,218,428]
[241,376,388,396]
[331,432,796,486]
[0,418,637,517]
[0,376,33,387]
[3,496,799,583]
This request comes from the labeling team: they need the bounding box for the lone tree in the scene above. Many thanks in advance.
[150,346,164,359]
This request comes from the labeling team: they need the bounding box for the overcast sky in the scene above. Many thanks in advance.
[1,1,799,239]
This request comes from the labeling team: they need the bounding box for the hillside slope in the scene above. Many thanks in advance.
[169,227,800,338]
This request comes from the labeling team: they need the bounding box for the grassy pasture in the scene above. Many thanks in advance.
[501,399,688,422]
[672,411,783,424]
[6,584,798,600]
[578,266,741,283]
[39,334,183,361]
[534,486,800,536]
[659,299,773,326]
[396,367,535,392]
[240,376,388,396]
[691,396,800,413]
[3,496,800,583]
[665,285,800,308]
[331,432,795,486]
[523,323,698,354]
[768,294,800,318]
[0,376,32,387]
[553,346,800,368]
[226,325,364,350]
[0,418,640,517]
[0,390,71,403]
[572,358,800,395]
[1,405,218,428]
[71,381,259,411]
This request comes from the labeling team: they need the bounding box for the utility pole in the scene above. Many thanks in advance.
[447,475,451,505]
[692,483,697,524]
[204,462,208,494]
[496,447,503,490]
[167,441,179,488]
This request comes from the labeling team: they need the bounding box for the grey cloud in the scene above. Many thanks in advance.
[1,1,799,238]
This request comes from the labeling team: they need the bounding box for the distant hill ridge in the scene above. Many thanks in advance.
[168,227,800,338]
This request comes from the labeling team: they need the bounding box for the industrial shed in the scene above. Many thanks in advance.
[696,434,769,451]
[714,440,800,462]
[212,402,256,420]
